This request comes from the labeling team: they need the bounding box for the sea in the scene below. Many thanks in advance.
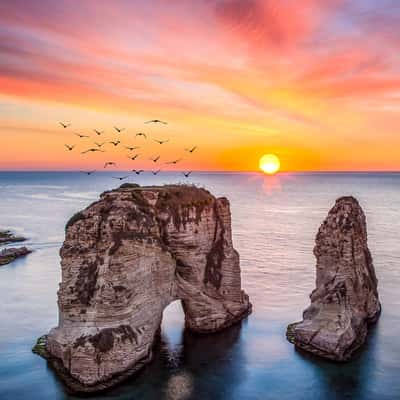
[0,171,399,400]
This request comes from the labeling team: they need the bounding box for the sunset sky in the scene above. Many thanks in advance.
[1,0,399,171]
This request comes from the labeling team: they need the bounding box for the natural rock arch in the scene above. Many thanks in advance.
[46,184,251,392]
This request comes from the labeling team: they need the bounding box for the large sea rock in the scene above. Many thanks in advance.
[287,196,381,361]
[45,184,251,392]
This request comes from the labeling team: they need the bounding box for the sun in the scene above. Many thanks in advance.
[259,154,281,175]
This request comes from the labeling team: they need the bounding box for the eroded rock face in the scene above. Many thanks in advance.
[46,184,251,391]
[287,196,381,361]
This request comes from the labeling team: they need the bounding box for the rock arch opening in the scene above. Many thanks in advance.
[161,300,185,349]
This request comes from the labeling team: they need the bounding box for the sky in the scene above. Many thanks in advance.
[0,0,399,172]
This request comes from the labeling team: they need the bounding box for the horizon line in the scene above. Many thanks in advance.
[1,169,400,174]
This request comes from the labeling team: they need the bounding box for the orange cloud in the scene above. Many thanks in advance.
[0,0,399,171]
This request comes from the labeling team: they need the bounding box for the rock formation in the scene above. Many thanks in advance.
[44,184,251,392]
[0,230,30,266]
[0,229,26,245]
[287,196,381,361]
[0,246,32,266]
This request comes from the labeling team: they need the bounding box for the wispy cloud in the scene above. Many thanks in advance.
[0,0,399,171]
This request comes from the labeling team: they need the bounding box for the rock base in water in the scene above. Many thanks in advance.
[287,196,381,361]
[33,334,154,393]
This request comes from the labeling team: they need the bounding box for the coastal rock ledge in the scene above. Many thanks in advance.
[287,196,381,361]
[43,184,251,392]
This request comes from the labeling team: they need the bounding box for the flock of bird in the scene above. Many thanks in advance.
[60,120,197,181]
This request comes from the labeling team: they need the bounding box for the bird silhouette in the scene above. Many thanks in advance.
[125,146,140,151]
[149,155,160,163]
[112,176,128,181]
[154,139,169,145]
[64,144,75,151]
[185,146,197,153]
[75,133,89,138]
[166,158,182,165]
[93,129,104,136]
[104,162,116,168]
[127,154,140,160]
[114,126,125,133]
[81,148,105,154]
[136,132,147,139]
[80,170,96,175]
[152,169,161,175]
[132,169,144,175]
[94,142,107,148]
[59,122,71,128]
[109,140,121,146]
[145,119,167,124]
[182,171,192,178]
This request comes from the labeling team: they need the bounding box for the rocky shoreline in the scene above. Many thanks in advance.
[0,230,32,266]
[0,230,27,245]
[0,246,32,266]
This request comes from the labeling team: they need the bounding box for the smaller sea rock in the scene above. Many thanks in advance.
[287,196,381,361]
[0,246,32,266]
[0,230,26,245]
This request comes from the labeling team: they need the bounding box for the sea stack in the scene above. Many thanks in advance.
[43,184,251,392]
[287,196,381,361]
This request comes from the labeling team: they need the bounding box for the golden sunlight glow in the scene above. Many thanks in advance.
[259,154,281,175]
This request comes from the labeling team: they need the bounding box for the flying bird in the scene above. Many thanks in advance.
[93,129,104,136]
[64,144,75,151]
[114,126,125,133]
[185,146,197,153]
[59,122,71,128]
[182,171,192,178]
[153,139,169,145]
[125,146,140,151]
[109,140,121,146]
[94,142,106,148]
[75,133,89,138]
[132,169,144,175]
[152,169,161,175]
[149,155,160,163]
[144,119,167,125]
[127,154,140,160]
[136,132,147,139]
[104,162,116,168]
[80,170,96,175]
[165,158,182,165]
[112,176,128,181]
[81,148,105,154]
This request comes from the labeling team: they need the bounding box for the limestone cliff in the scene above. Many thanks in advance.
[287,196,381,361]
[45,184,251,391]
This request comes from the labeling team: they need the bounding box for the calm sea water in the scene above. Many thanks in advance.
[0,172,399,400]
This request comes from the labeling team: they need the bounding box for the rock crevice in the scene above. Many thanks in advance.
[44,184,251,391]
